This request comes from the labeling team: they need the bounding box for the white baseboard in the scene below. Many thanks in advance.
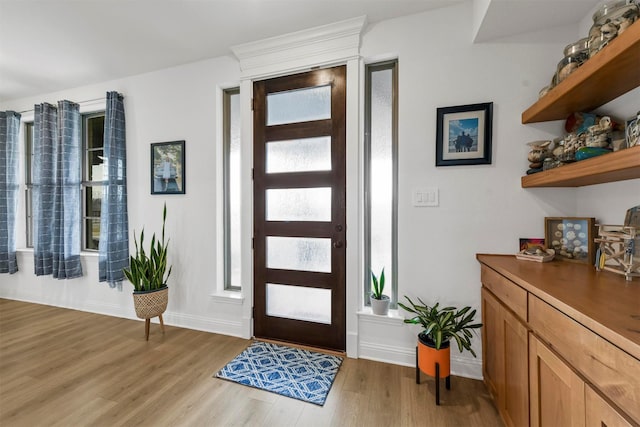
[451,353,483,380]
[359,340,415,365]
[358,340,483,380]
[163,311,244,338]
[0,292,244,339]
[346,331,358,358]
[0,291,135,320]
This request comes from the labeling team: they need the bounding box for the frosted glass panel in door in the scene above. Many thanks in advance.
[266,187,331,222]
[266,283,331,324]
[267,236,331,272]
[266,137,331,173]
[267,85,331,126]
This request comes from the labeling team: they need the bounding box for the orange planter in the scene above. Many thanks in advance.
[417,335,450,378]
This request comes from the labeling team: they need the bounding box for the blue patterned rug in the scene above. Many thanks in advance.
[215,341,343,406]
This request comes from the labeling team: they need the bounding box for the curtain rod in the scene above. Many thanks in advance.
[17,96,112,114]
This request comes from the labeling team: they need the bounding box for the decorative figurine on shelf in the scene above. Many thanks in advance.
[552,138,565,158]
[626,111,640,148]
[565,112,598,134]
[561,132,587,162]
[586,116,613,148]
[526,140,551,174]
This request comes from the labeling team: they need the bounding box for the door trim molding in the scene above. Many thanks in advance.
[233,17,365,357]
[231,16,367,79]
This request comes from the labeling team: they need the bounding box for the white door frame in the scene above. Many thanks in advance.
[231,16,367,357]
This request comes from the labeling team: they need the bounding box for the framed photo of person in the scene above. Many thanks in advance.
[151,140,185,195]
[436,102,493,166]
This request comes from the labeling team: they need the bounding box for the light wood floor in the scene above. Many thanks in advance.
[0,298,502,426]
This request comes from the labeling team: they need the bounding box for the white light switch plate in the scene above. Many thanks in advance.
[412,187,439,207]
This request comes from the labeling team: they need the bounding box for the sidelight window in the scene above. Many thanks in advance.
[223,88,241,290]
[364,60,398,308]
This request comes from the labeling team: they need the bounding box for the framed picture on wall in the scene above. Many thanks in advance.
[151,140,185,195]
[544,217,596,264]
[435,102,493,166]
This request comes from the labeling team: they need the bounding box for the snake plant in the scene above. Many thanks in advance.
[123,203,172,292]
[371,268,386,300]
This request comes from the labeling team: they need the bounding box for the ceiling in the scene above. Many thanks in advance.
[0,0,601,102]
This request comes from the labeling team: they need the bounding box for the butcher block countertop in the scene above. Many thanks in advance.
[476,254,640,361]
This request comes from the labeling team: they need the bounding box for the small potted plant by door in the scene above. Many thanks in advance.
[370,268,390,315]
[123,203,173,340]
[398,296,482,404]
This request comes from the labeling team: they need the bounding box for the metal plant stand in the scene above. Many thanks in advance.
[416,346,451,405]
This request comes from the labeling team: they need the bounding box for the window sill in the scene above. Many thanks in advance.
[210,290,244,305]
[16,248,100,258]
[357,307,406,324]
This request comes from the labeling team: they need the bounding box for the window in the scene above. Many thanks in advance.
[24,122,34,247]
[364,60,398,307]
[82,113,105,251]
[223,88,241,290]
[24,110,106,252]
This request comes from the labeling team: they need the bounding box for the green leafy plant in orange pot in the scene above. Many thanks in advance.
[398,296,482,379]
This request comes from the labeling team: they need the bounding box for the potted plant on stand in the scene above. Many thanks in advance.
[398,295,482,404]
[123,203,172,340]
[370,268,390,315]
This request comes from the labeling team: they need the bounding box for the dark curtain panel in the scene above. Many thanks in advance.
[99,91,129,287]
[0,111,21,274]
[33,101,83,279]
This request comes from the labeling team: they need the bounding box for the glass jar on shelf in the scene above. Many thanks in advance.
[589,0,640,57]
[563,38,589,63]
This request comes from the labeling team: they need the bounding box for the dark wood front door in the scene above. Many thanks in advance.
[253,66,346,351]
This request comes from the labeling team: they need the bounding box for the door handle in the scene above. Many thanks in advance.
[333,240,344,249]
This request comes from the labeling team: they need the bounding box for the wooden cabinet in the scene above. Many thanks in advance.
[481,288,502,401]
[482,288,529,426]
[478,255,640,427]
[481,288,529,427]
[529,334,585,427]
[502,304,530,427]
[529,295,640,423]
[585,386,635,427]
[520,20,640,188]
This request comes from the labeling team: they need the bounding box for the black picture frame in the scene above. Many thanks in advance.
[436,102,493,166]
[151,140,185,195]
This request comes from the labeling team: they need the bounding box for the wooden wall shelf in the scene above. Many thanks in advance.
[521,145,640,187]
[522,21,640,124]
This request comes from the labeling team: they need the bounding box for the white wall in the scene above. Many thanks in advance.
[355,3,638,377]
[576,4,640,223]
[1,2,637,379]
[0,55,249,336]
[580,87,640,223]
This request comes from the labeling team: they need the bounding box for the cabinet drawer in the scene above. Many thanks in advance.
[481,266,527,321]
[585,386,634,427]
[529,294,640,424]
